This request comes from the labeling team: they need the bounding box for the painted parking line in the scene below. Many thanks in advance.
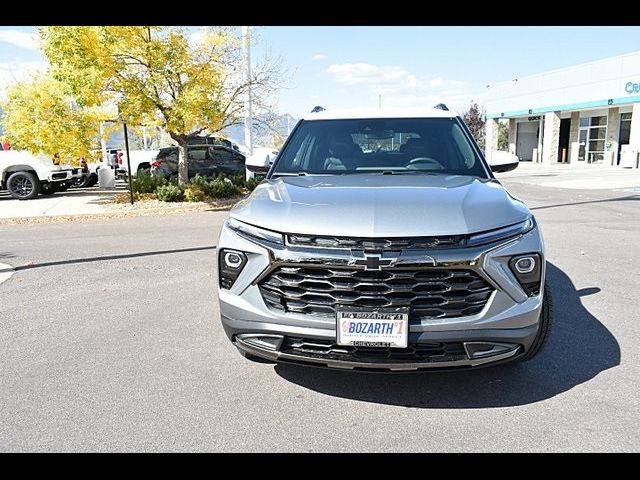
[0,262,15,285]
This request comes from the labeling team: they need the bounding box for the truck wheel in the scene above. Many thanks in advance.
[87,173,98,187]
[7,171,41,200]
[40,182,57,195]
[518,282,553,362]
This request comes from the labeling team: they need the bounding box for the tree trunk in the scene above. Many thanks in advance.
[177,141,188,185]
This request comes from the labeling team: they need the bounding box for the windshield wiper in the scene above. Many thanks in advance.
[272,172,307,177]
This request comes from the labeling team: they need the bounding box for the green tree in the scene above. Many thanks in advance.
[498,121,509,151]
[460,101,486,149]
[40,26,280,183]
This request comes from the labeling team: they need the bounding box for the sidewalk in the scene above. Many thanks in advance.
[0,188,118,219]
[496,162,640,190]
[0,185,237,224]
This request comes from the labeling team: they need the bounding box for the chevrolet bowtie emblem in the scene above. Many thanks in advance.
[352,252,394,271]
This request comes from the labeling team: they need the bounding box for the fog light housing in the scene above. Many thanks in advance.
[219,249,247,289]
[509,253,542,296]
[514,256,536,274]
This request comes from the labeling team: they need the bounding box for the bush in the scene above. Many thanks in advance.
[229,172,247,187]
[244,177,262,192]
[184,185,205,202]
[191,173,209,189]
[132,171,167,194]
[155,184,184,202]
[205,176,241,198]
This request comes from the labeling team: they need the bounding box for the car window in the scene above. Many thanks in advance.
[272,118,488,177]
[189,147,209,161]
[451,123,476,168]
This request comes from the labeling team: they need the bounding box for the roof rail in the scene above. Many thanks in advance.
[433,103,449,111]
[310,105,326,113]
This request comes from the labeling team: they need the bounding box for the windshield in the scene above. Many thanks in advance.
[271,117,488,177]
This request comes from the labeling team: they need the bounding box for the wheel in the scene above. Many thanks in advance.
[518,282,553,362]
[87,173,98,187]
[74,175,93,188]
[40,182,57,195]
[7,171,41,200]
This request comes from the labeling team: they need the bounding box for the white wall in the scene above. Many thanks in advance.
[486,50,640,115]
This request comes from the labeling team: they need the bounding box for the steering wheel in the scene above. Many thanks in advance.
[406,157,444,170]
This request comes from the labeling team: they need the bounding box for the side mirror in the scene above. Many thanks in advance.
[245,150,274,175]
[246,163,270,174]
[488,151,519,173]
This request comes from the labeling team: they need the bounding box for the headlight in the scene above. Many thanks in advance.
[227,217,284,245]
[218,249,247,289]
[467,216,535,247]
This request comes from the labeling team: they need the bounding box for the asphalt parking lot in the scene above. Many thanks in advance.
[0,177,638,452]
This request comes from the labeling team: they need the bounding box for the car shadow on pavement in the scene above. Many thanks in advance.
[274,262,620,408]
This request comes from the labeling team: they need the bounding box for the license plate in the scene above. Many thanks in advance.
[336,310,409,348]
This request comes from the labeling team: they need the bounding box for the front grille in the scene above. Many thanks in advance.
[287,234,466,250]
[259,266,494,320]
[71,168,79,175]
[51,172,67,180]
[281,336,467,364]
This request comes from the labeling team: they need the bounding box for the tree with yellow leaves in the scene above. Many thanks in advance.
[2,74,103,163]
[40,26,281,184]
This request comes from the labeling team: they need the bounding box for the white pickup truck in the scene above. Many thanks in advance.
[0,150,82,200]
[116,149,160,177]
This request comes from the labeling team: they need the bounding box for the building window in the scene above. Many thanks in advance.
[578,115,607,163]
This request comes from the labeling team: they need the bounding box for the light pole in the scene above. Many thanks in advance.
[242,26,254,181]
[117,108,135,205]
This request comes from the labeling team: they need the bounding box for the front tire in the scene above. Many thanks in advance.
[518,282,553,362]
[7,171,41,200]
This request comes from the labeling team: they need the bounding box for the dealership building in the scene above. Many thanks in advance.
[484,50,640,168]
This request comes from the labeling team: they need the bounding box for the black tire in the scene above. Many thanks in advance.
[518,282,553,362]
[40,182,57,195]
[87,173,98,187]
[7,171,41,200]
[73,174,92,188]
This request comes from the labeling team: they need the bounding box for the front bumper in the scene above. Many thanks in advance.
[217,220,545,371]
[48,168,82,182]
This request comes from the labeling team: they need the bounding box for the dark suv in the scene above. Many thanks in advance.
[151,144,246,180]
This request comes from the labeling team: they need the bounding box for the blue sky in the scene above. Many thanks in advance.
[2,26,640,117]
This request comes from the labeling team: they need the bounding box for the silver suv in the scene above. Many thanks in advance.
[216,107,551,371]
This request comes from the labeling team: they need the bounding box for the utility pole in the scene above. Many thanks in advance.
[242,26,254,180]
[123,122,134,205]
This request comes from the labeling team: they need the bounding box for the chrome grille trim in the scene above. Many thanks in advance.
[287,234,466,250]
[259,266,494,320]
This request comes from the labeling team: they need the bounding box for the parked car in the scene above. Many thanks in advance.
[0,150,82,199]
[151,144,245,181]
[216,106,552,371]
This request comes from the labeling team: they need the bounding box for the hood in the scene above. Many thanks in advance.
[0,150,72,170]
[231,174,530,237]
